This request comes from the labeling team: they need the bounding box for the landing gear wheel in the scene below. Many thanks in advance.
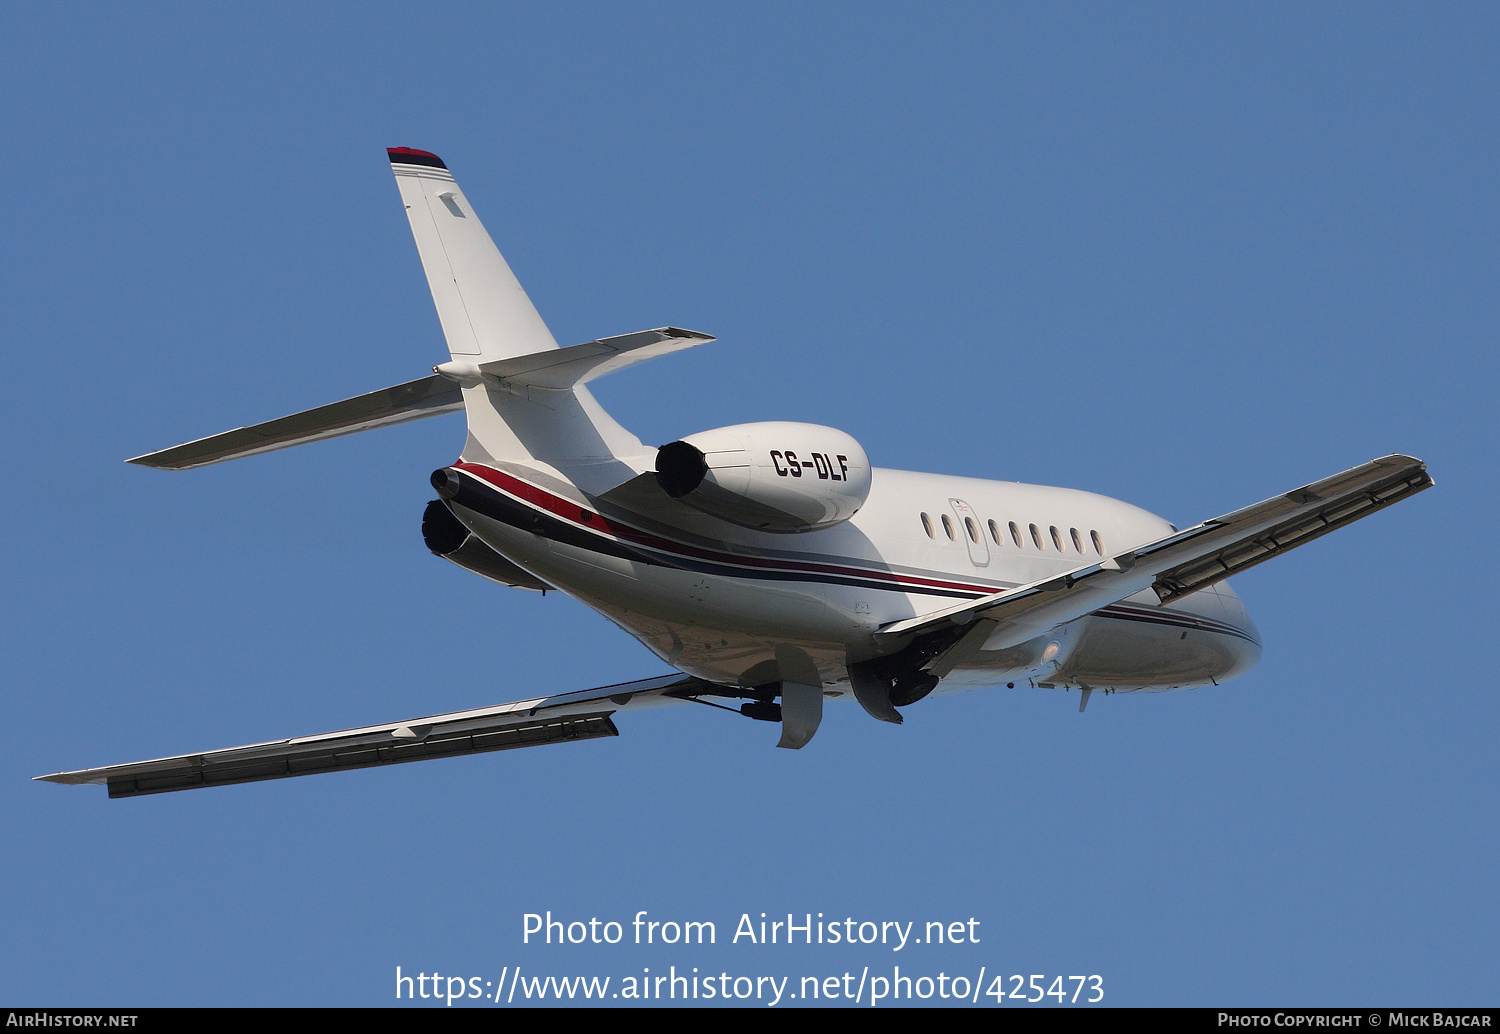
[888,672,939,707]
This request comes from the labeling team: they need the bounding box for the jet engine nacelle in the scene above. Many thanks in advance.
[655,421,872,532]
[421,499,549,591]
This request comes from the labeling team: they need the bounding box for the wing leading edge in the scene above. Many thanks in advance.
[880,454,1433,652]
[36,673,714,798]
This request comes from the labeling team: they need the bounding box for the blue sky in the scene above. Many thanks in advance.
[3,3,1496,1006]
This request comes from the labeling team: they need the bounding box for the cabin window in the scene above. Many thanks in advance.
[1050,526,1064,551]
[988,519,1002,545]
[1091,530,1104,555]
[1010,521,1023,547]
[1030,523,1043,549]
[941,514,956,540]
[1070,527,1084,553]
[921,513,934,538]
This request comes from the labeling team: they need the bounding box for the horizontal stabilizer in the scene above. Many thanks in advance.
[880,454,1432,651]
[477,327,714,390]
[128,375,463,470]
[37,673,711,797]
[131,329,712,470]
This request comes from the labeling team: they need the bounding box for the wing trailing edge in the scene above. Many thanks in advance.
[37,673,712,798]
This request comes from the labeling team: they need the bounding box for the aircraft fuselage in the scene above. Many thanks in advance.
[446,460,1262,701]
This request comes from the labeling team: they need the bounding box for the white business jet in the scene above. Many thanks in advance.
[38,148,1432,797]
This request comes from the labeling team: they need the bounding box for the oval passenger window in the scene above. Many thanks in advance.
[941,514,956,540]
[921,513,934,538]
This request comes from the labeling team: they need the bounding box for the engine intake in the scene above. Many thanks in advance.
[655,440,710,498]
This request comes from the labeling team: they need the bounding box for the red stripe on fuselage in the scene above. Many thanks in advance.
[452,461,1000,595]
[450,462,1257,644]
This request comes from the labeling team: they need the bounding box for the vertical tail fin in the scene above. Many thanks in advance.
[388,148,647,480]
[388,148,558,363]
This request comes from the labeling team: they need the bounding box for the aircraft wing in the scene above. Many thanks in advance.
[35,673,718,798]
[878,454,1433,652]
